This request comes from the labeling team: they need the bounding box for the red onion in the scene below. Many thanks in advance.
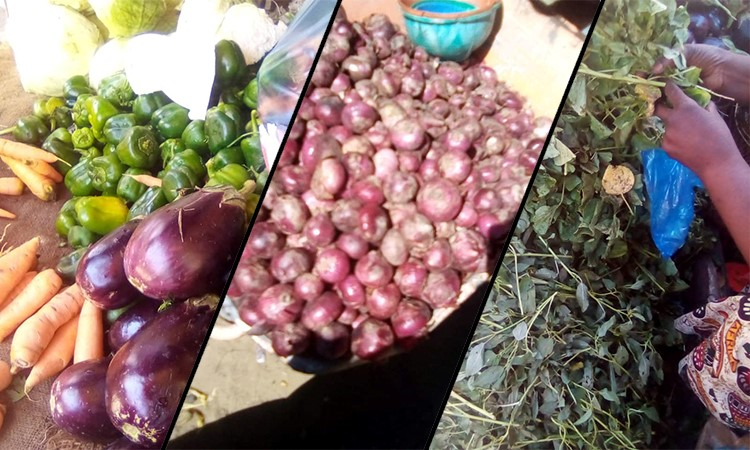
[374,149,399,180]
[341,153,375,181]
[246,222,285,260]
[450,229,487,273]
[311,158,347,200]
[314,95,344,127]
[335,233,369,260]
[416,180,462,222]
[438,151,473,183]
[232,261,275,297]
[270,248,313,284]
[300,134,342,169]
[394,260,428,298]
[338,306,359,325]
[342,55,373,82]
[279,139,299,167]
[389,118,425,152]
[366,284,402,320]
[383,172,418,204]
[294,273,325,301]
[239,298,267,328]
[301,292,345,330]
[398,213,434,251]
[342,136,374,155]
[358,204,390,242]
[257,285,304,325]
[365,14,397,40]
[350,178,385,205]
[314,247,351,284]
[355,251,394,288]
[278,165,312,195]
[331,73,352,94]
[423,239,453,271]
[271,323,311,357]
[336,274,367,307]
[381,229,408,266]
[342,101,379,134]
[422,270,461,308]
[271,195,310,235]
[315,322,351,360]
[351,318,394,359]
[391,299,432,339]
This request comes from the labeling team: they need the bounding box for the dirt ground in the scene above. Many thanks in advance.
[170,334,312,440]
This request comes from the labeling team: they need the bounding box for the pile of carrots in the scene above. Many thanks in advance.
[0,236,103,431]
[0,138,64,219]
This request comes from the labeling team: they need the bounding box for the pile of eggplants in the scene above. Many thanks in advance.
[49,185,247,448]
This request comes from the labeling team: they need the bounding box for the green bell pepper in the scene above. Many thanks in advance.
[151,103,190,140]
[65,158,96,197]
[77,146,102,159]
[207,146,245,177]
[55,198,80,238]
[103,143,117,156]
[205,106,239,154]
[89,153,124,195]
[103,113,138,146]
[84,96,120,139]
[221,89,245,108]
[50,106,74,130]
[160,139,186,165]
[128,186,168,220]
[75,196,129,235]
[181,120,209,157]
[56,247,87,281]
[63,75,95,107]
[215,40,244,87]
[98,71,135,109]
[72,127,96,149]
[117,168,149,203]
[206,163,249,190]
[68,225,99,249]
[133,91,170,124]
[33,97,65,121]
[243,78,259,110]
[255,170,269,194]
[12,115,49,145]
[162,149,207,202]
[43,129,79,175]
[72,94,92,128]
[116,126,159,169]
[241,134,263,170]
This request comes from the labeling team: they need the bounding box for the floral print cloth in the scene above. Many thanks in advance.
[676,286,750,431]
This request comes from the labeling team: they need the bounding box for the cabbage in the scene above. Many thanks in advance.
[49,0,94,14]
[6,1,102,96]
[175,0,232,43]
[89,0,167,38]
[217,4,286,65]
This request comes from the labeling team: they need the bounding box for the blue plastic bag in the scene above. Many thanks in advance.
[642,149,704,259]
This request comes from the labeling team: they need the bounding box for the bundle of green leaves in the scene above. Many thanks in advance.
[432,0,742,448]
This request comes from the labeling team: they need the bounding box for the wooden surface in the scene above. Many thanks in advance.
[343,0,585,119]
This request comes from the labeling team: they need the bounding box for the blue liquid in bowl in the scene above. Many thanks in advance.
[413,0,476,14]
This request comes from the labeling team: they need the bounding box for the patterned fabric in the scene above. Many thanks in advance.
[676,286,750,432]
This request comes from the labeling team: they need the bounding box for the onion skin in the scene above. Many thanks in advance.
[51,357,120,441]
[106,297,216,447]
[77,220,144,310]
[124,186,246,300]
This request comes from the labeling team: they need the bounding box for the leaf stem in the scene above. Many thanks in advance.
[578,66,666,88]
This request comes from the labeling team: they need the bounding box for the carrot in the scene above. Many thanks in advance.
[126,173,162,187]
[0,156,56,201]
[0,361,11,391]
[0,177,24,196]
[0,138,58,163]
[10,284,85,372]
[0,269,62,342]
[25,315,78,393]
[0,402,6,431]
[73,299,104,364]
[0,237,40,306]
[22,159,63,183]
[0,208,14,220]
[0,271,37,312]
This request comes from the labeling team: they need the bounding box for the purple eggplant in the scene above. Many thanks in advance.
[108,299,162,353]
[76,220,143,310]
[123,186,247,300]
[106,295,217,447]
[50,357,121,441]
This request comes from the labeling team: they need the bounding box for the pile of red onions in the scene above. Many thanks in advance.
[227,12,550,361]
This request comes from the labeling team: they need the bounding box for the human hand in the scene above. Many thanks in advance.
[653,44,750,105]
[654,81,742,178]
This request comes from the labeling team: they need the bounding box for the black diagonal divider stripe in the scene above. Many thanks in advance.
[161,2,343,448]
[423,1,606,448]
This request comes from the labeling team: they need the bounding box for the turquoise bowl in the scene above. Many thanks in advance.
[398,0,501,62]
